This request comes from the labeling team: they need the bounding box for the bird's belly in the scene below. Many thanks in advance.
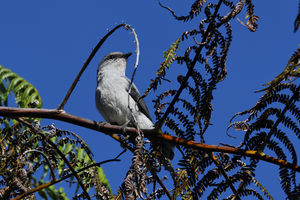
[95,85,131,125]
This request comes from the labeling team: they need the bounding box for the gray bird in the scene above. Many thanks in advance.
[95,52,173,159]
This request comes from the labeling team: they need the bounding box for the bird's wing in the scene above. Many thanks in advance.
[125,77,152,121]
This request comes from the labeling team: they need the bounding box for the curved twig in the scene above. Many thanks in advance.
[23,150,56,181]
[158,0,186,21]
[125,24,141,113]
[57,23,129,110]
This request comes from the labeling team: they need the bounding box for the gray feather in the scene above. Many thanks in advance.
[126,78,152,122]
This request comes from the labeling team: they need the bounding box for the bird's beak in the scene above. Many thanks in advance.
[124,52,132,59]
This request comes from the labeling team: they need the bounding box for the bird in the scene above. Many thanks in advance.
[95,52,174,159]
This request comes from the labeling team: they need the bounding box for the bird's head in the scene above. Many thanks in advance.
[98,52,132,74]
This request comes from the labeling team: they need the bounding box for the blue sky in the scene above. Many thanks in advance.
[0,1,299,199]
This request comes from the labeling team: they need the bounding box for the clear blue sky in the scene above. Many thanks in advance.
[0,1,298,199]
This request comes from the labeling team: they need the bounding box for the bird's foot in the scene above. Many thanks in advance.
[120,120,131,134]
[96,121,110,128]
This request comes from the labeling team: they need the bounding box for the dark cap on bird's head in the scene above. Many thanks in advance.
[98,52,132,73]
[101,52,132,63]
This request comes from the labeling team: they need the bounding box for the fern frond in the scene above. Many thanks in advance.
[280,115,300,138]
[142,37,181,98]
[273,129,297,165]
[267,140,292,195]
[251,176,274,200]
[237,188,264,200]
[0,65,42,108]
[259,47,300,92]
[192,168,221,199]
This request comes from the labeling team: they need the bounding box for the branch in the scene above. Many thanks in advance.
[0,106,299,172]
[125,24,140,93]
[156,133,300,172]
[57,23,128,110]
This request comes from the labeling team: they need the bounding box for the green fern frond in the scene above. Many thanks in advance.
[0,65,42,108]
[173,169,191,199]
[40,127,112,196]
[142,37,181,98]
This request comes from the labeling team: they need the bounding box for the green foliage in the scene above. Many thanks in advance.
[0,65,42,108]
[0,66,111,199]
[142,37,181,98]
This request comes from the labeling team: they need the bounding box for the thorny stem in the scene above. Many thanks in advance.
[12,159,120,200]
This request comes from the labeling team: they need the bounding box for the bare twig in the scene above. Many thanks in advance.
[125,24,140,113]
[151,172,172,199]
[158,0,186,21]
[57,23,128,110]
[237,18,257,32]
[23,150,56,181]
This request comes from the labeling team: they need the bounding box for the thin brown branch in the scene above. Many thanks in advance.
[57,23,128,110]
[12,159,120,200]
[155,133,300,172]
[13,180,55,200]
[158,0,186,21]
[0,107,299,172]
[152,172,172,199]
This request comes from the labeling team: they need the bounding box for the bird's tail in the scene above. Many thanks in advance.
[150,138,174,160]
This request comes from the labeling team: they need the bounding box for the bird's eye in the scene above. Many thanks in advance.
[109,55,114,59]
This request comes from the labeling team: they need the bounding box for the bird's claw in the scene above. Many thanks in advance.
[96,121,109,128]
